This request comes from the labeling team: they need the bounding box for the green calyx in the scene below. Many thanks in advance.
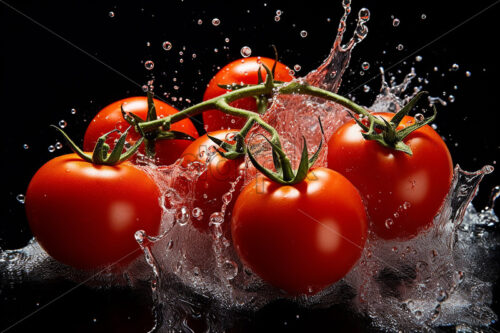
[207,133,246,160]
[217,47,284,115]
[351,91,437,155]
[207,118,257,160]
[246,118,324,185]
[51,125,142,165]
[121,91,195,159]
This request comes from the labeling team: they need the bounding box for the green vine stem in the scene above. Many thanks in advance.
[131,64,432,183]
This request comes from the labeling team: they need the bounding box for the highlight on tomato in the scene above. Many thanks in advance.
[84,96,198,165]
[231,167,368,295]
[327,109,453,240]
[25,153,162,270]
[202,56,294,132]
[180,129,245,235]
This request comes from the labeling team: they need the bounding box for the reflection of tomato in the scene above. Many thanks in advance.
[231,168,367,295]
[180,130,245,235]
[202,57,294,132]
[84,97,198,165]
[327,112,453,240]
[25,154,162,270]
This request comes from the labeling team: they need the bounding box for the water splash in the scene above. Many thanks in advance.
[370,66,419,113]
[306,2,370,92]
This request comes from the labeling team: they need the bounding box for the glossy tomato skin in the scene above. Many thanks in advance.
[181,130,245,234]
[202,57,294,132]
[327,112,453,240]
[231,168,367,295]
[25,154,162,270]
[84,97,198,165]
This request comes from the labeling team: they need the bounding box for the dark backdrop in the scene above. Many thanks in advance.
[1,0,499,332]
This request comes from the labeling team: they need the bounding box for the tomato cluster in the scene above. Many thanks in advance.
[24,56,453,297]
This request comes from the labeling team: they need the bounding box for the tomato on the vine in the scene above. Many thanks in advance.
[202,57,294,132]
[327,112,453,240]
[25,153,162,270]
[231,167,367,295]
[180,130,245,235]
[84,96,198,165]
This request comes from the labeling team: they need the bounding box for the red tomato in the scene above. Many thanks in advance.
[84,97,199,165]
[231,168,367,295]
[327,112,453,240]
[180,130,245,235]
[25,153,162,270]
[202,57,294,132]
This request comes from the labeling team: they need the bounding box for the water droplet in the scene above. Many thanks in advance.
[274,15,281,22]
[58,120,67,128]
[465,71,471,77]
[144,60,154,70]
[162,41,172,51]
[361,62,370,70]
[415,55,423,62]
[396,44,404,51]
[431,305,441,320]
[451,63,459,71]
[276,9,282,16]
[141,85,149,92]
[240,46,252,58]
[358,8,370,21]
[175,206,189,226]
[455,270,465,284]
[209,212,224,226]
[108,11,115,18]
[23,144,29,150]
[192,207,203,220]
[197,19,203,25]
[212,18,220,26]
[392,18,400,27]
[207,145,217,157]
[415,310,423,318]
[415,113,425,122]
[70,108,77,114]
[225,132,236,141]
[294,64,301,72]
[385,218,394,229]
[16,194,25,204]
[437,289,449,302]
[55,142,63,150]
[403,201,411,209]
[448,95,455,103]
[48,145,56,153]
[363,85,370,92]
[300,30,308,38]
[222,192,232,205]
[421,14,427,20]
[222,260,238,280]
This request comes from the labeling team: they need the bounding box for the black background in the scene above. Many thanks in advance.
[1,0,499,332]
